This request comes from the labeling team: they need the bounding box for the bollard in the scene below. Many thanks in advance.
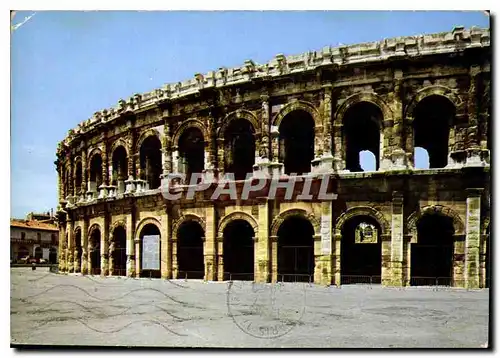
[31,263,36,271]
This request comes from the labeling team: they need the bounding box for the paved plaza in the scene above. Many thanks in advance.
[11,267,489,348]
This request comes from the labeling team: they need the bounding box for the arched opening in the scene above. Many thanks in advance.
[112,146,128,194]
[414,147,430,169]
[75,161,83,197]
[140,223,161,278]
[343,102,382,172]
[277,216,315,283]
[89,228,101,275]
[224,118,256,180]
[34,247,43,260]
[279,110,315,175]
[177,221,204,279]
[223,219,254,280]
[89,154,103,196]
[49,247,57,264]
[74,229,82,272]
[340,216,382,284]
[139,135,162,190]
[359,150,377,172]
[410,214,454,286]
[112,226,127,276]
[17,246,29,260]
[178,127,205,184]
[413,95,455,169]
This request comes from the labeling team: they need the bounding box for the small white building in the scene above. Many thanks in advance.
[10,212,59,263]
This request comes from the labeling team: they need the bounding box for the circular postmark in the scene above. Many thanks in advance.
[226,281,307,339]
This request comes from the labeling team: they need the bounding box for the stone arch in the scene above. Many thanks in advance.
[172,119,209,148]
[335,206,390,236]
[110,138,129,157]
[135,128,162,154]
[407,205,465,241]
[404,85,464,121]
[273,100,321,128]
[135,217,162,239]
[172,214,206,241]
[73,156,82,174]
[88,223,101,238]
[217,109,260,139]
[334,92,393,128]
[73,226,82,236]
[217,211,258,238]
[271,208,320,237]
[110,220,126,234]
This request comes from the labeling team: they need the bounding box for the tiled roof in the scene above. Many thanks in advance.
[10,219,58,232]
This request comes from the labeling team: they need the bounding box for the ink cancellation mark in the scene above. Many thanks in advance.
[226,281,306,339]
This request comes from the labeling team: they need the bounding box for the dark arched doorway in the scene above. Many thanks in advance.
[224,119,256,180]
[177,221,205,279]
[413,95,455,169]
[340,216,382,284]
[89,154,103,197]
[34,247,43,260]
[112,146,128,194]
[410,214,454,286]
[277,216,315,283]
[343,102,382,172]
[140,136,162,190]
[223,219,254,280]
[112,226,127,276]
[279,110,315,175]
[178,127,205,184]
[89,228,101,275]
[140,223,161,278]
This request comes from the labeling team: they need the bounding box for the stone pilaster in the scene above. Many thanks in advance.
[216,138,225,180]
[313,234,322,284]
[217,236,224,281]
[204,205,217,281]
[388,73,408,170]
[316,200,333,285]
[134,238,141,278]
[100,216,109,276]
[331,124,345,172]
[66,220,74,273]
[270,235,278,283]
[81,219,89,275]
[465,188,482,288]
[58,223,66,272]
[160,212,171,279]
[332,233,341,286]
[388,191,404,286]
[255,199,270,283]
[465,66,485,167]
[126,215,135,277]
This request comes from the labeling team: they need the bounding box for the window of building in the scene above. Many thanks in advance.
[21,232,26,240]
[37,233,41,241]
[51,233,57,245]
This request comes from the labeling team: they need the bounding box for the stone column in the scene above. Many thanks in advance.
[332,233,342,286]
[100,217,109,276]
[313,234,322,284]
[125,130,136,193]
[331,123,345,172]
[317,200,333,285]
[81,220,89,275]
[66,220,74,273]
[388,74,408,170]
[135,238,141,278]
[216,138,225,180]
[465,66,484,166]
[81,149,87,202]
[87,242,93,275]
[270,235,278,283]
[217,236,224,281]
[204,205,217,281]
[160,212,171,279]
[255,198,270,283]
[126,215,135,277]
[108,241,115,276]
[171,238,178,279]
[389,191,404,286]
[465,188,482,288]
[98,140,109,198]
[58,223,66,272]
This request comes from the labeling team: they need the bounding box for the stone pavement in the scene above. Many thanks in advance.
[10,267,489,348]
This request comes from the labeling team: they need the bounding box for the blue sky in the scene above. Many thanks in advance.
[10,11,490,218]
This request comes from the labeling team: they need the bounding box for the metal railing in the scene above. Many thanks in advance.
[111,268,127,277]
[223,272,254,281]
[340,275,381,285]
[409,276,453,287]
[277,273,313,283]
[177,270,204,280]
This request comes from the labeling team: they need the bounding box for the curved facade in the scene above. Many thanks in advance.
[55,26,491,288]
